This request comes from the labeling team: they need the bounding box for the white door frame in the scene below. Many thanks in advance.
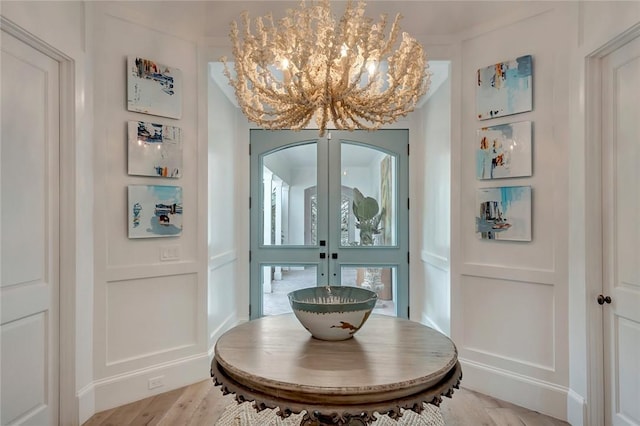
[1,17,78,425]
[584,22,640,426]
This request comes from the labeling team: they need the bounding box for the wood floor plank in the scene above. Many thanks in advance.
[518,410,569,426]
[157,379,214,426]
[81,407,118,426]
[92,395,155,426]
[84,383,570,426]
[485,407,526,426]
[440,389,496,426]
[129,387,186,426]
[187,380,235,425]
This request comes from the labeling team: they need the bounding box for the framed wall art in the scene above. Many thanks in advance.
[476,121,532,180]
[128,185,183,238]
[128,120,183,178]
[127,56,182,119]
[476,55,532,120]
[476,185,531,241]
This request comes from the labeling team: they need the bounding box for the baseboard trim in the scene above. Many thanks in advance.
[77,382,96,425]
[567,388,587,426]
[459,358,569,422]
[92,353,210,413]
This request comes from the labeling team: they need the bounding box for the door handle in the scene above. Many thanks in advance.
[319,253,326,259]
[331,253,338,259]
[597,294,612,305]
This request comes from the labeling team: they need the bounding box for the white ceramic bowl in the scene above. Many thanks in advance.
[288,286,377,341]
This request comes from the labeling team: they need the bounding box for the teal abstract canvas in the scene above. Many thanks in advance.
[476,55,532,120]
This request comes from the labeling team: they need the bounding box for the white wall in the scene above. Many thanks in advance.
[207,63,240,353]
[415,71,451,336]
[89,1,211,414]
[451,4,572,420]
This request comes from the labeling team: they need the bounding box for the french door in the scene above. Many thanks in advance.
[250,129,409,319]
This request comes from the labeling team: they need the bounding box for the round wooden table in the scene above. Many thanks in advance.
[211,314,461,426]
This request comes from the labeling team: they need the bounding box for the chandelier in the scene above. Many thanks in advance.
[223,0,430,136]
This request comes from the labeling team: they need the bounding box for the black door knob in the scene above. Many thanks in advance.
[597,294,612,305]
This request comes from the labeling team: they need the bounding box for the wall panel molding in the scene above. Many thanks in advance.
[460,275,555,370]
[421,250,449,271]
[209,249,237,271]
[462,347,555,375]
[461,264,556,285]
[106,262,199,282]
[105,274,198,366]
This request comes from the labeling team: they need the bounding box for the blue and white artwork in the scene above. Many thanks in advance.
[127,56,182,119]
[476,121,532,179]
[476,186,531,241]
[128,185,183,238]
[476,55,532,120]
[128,121,182,178]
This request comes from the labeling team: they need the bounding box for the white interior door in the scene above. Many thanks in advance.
[601,33,640,426]
[1,30,60,425]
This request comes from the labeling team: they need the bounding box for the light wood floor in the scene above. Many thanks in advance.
[83,379,569,426]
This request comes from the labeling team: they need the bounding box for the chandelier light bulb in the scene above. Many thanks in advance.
[222,0,430,136]
[366,60,377,76]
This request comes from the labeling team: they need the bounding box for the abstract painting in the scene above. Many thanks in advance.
[476,186,531,241]
[127,56,182,119]
[477,55,532,120]
[128,121,183,178]
[476,121,532,179]
[128,185,183,238]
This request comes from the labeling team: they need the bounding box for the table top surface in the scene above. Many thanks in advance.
[214,313,458,403]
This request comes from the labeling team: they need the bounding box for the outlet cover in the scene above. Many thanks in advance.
[160,245,180,261]
[148,376,164,390]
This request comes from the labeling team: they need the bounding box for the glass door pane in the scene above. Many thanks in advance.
[340,143,397,247]
[263,264,318,316]
[341,265,397,316]
[327,131,409,318]
[262,143,317,247]
[251,129,408,319]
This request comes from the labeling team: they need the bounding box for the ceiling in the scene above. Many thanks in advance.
[200,1,543,39]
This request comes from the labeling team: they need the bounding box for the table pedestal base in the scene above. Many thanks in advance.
[211,359,462,426]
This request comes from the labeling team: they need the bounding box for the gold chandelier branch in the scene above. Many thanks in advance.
[223,0,430,136]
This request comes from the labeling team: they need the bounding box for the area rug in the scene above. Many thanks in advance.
[215,401,445,426]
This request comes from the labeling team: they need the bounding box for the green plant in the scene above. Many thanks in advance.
[352,188,385,246]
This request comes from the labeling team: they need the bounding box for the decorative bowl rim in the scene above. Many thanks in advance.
[287,286,378,311]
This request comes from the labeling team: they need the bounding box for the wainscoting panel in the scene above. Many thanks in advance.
[0,313,47,424]
[106,274,198,365]
[460,274,555,370]
[208,251,239,351]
